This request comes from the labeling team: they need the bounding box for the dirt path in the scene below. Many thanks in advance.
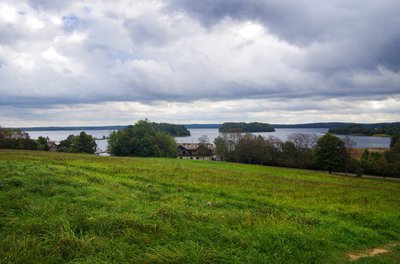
[347,244,398,261]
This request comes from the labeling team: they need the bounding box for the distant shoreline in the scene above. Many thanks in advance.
[332,133,392,138]
[11,121,400,132]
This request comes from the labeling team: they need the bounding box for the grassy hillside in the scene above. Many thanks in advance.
[0,150,399,263]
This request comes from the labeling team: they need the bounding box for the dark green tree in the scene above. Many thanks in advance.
[36,136,50,151]
[57,132,97,154]
[0,127,37,150]
[315,133,346,174]
[107,120,177,158]
[235,133,259,164]
[388,140,400,177]
[73,132,97,153]
[391,134,400,149]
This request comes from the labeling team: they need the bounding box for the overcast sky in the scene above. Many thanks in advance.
[1,0,399,127]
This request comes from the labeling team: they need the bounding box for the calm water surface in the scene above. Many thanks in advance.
[176,128,390,149]
[28,128,391,152]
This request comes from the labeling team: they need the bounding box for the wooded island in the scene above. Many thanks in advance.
[218,122,275,133]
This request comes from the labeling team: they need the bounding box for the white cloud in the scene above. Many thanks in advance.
[0,0,399,126]
[0,4,18,23]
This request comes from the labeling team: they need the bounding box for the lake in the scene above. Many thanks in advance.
[27,128,391,152]
[176,128,391,149]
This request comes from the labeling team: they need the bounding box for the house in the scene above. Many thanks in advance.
[46,141,57,152]
[178,143,215,160]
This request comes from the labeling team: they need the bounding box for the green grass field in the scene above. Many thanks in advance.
[0,150,399,263]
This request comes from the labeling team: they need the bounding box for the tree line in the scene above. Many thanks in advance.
[0,121,184,155]
[214,132,400,177]
[0,127,97,154]
[329,123,400,136]
[219,122,275,133]
[359,135,400,177]
[0,127,56,151]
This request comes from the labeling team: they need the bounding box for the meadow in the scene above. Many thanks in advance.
[0,150,399,263]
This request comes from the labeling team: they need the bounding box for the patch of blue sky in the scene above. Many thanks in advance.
[108,51,137,62]
[62,14,81,29]
[83,6,91,13]
[85,43,136,60]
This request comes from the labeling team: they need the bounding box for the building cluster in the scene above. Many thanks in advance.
[177,143,216,160]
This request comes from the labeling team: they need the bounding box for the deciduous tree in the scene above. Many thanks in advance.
[315,133,346,174]
[107,120,177,157]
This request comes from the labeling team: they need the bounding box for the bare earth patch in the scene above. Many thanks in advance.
[347,244,398,261]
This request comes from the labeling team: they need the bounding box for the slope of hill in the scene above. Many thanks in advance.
[0,150,399,263]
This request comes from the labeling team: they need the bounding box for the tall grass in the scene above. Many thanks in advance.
[0,150,399,263]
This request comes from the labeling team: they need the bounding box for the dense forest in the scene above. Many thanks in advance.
[329,123,400,136]
[219,122,275,133]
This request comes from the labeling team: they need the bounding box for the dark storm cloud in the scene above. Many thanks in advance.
[167,0,320,44]
[167,0,400,72]
[378,38,400,71]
